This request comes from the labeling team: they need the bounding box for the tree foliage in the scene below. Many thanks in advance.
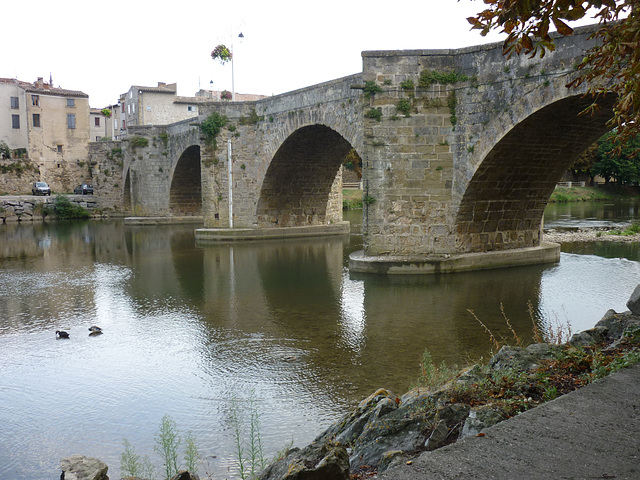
[591,130,640,184]
[343,148,363,179]
[467,1,639,148]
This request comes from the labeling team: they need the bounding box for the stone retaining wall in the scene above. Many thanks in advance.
[0,196,99,222]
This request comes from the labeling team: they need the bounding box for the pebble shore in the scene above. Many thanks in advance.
[543,227,640,244]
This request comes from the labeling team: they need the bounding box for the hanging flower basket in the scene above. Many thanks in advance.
[211,44,232,64]
[220,90,232,100]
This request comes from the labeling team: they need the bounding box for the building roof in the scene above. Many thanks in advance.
[0,77,88,98]
[131,82,178,94]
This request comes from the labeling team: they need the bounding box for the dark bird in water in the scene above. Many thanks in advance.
[88,325,102,333]
[56,330,70,339]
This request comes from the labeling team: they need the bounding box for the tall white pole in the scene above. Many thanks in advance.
[228,139,233,228]
[231,53,236,101]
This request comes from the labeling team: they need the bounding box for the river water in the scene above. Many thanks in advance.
[0,201,639,479]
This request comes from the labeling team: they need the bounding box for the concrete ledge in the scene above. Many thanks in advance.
[195,221,350,243]
[349,242,560,274]
[124,216,203,226]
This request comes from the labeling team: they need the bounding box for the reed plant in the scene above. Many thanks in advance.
[120,438,156,479]
[154,414,181,479]
[122,414,201,480]
[229,390,266,479]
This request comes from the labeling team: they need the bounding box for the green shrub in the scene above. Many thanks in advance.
[364,108,382,122]
[200,112,228,148]
[419,70,469,87]
[129,136,149,151]
[363,81,383,99]
[52,195,90,220]
[396,98,412,117]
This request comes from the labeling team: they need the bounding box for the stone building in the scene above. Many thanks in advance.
[89,108,109,142]
[0,77,90,194]
[120,82,200,131]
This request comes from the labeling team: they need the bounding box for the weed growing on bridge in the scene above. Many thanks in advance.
[396,98,412,117]
[418,70,469,87]
[400,79,415,90]
[363,81,383,99]
[365,108,382,122]
[129,136,149,152]
[239,109,263,125]
[447,92,458,126]
[200,112,228,148]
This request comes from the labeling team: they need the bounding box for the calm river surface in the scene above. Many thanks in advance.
[1,202,639,479]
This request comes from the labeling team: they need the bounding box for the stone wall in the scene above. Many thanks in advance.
[198,74,363,228]
[88,140,128,212]
[360,24,612,256]
[0,196,98,222]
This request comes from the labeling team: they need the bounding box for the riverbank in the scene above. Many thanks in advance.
[548,185,639,202]
[544,225,640,243]
[257,288,640,480]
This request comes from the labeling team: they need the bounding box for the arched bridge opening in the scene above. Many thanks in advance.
[455,94,616,253]
[170,145,202,215]
[256,125,354,227]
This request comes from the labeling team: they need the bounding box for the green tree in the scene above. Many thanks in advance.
[468,1,640,148]
[591,131,640,185]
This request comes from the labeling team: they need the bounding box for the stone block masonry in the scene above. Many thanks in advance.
[359,24,614,257]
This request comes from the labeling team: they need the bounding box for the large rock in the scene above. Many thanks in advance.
[169,471,199,480]
[460,405,508,439]
[257,442,349,480]
[489,344,559,372]
[60,455,108,480]
[626,285,640,315]
[315,388,398,445]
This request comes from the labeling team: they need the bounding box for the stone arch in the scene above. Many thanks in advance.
[454,93,615,253]
[169,145,201,215]
[256,124,354,227]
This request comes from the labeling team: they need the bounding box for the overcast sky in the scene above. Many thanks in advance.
[1,1,599,108]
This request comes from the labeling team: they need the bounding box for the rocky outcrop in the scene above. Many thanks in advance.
[60,455,108,480]
[256,442,349,480]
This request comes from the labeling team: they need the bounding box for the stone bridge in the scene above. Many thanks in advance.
[121,24,614,273]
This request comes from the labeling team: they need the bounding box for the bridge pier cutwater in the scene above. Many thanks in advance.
[118,24,612,273]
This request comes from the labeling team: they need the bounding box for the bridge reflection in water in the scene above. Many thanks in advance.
[0,214,638,479]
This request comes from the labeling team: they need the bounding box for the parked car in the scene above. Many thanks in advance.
[32,182,51,196]
[74,184,93,195]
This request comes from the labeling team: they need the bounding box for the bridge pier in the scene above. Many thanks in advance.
[349,242,559,275]
[195,222,350,244]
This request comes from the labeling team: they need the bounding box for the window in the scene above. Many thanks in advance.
[127,104,130,114]
[10,97,19,109]
[188,105,195,112]
[57,145,63,153]
[32,95,40,107]
[95,117,100,126]
[146,105,151,111]
[67,113,76,129]
[12,114,20,129]
[122,120,126,130]
[32,114,41,127]
[66,98,75,108]
[132,104,135,113]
